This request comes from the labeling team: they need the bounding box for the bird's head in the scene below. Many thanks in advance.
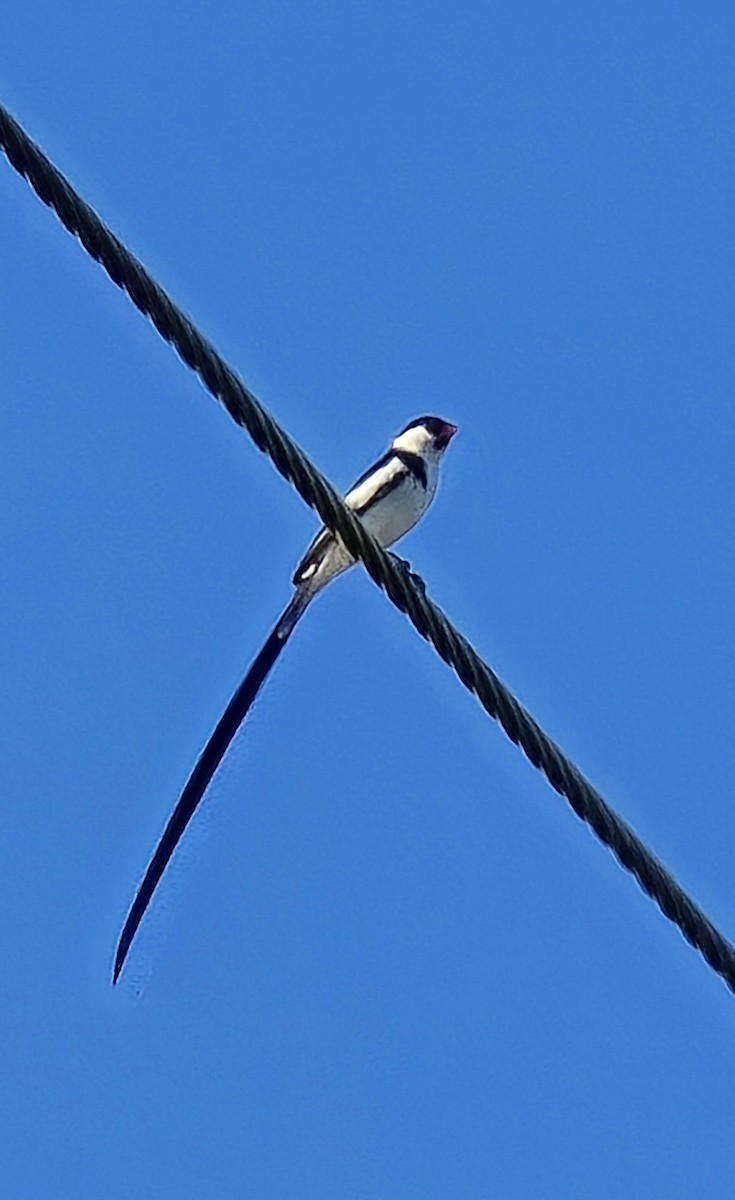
[391,416,459,458]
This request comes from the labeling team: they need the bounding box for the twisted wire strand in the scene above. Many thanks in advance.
[3,101,734,994]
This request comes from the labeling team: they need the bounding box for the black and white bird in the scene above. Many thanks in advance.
[114,416,458,982]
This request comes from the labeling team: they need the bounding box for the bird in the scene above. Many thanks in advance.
[113,415,458,982]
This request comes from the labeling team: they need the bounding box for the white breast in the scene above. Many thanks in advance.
[304,458,436,595]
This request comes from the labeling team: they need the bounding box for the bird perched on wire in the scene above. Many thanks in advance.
[114,416,458,982]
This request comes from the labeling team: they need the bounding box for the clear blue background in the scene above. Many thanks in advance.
[2,4,734,1196]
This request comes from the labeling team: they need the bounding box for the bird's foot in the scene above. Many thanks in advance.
[389,553,427,595]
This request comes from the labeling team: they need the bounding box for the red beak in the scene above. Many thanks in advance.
[439,422,458,448]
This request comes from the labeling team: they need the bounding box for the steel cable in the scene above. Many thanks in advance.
[3,102,734,994]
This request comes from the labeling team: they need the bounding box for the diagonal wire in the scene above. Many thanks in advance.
[2,99,734,996]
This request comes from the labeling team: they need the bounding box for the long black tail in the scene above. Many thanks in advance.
[113,594,305,983]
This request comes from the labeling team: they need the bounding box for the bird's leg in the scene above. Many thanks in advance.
[388,553,427,596]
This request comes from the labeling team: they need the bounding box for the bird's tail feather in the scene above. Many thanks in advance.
[276,588,312,638]
[113,590,309,983]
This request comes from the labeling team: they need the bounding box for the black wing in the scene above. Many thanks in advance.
[292,525,334,585]
[347,448,396,492]
[292,450,403,584]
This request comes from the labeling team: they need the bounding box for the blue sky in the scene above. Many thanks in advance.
[2,3,734,1196]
